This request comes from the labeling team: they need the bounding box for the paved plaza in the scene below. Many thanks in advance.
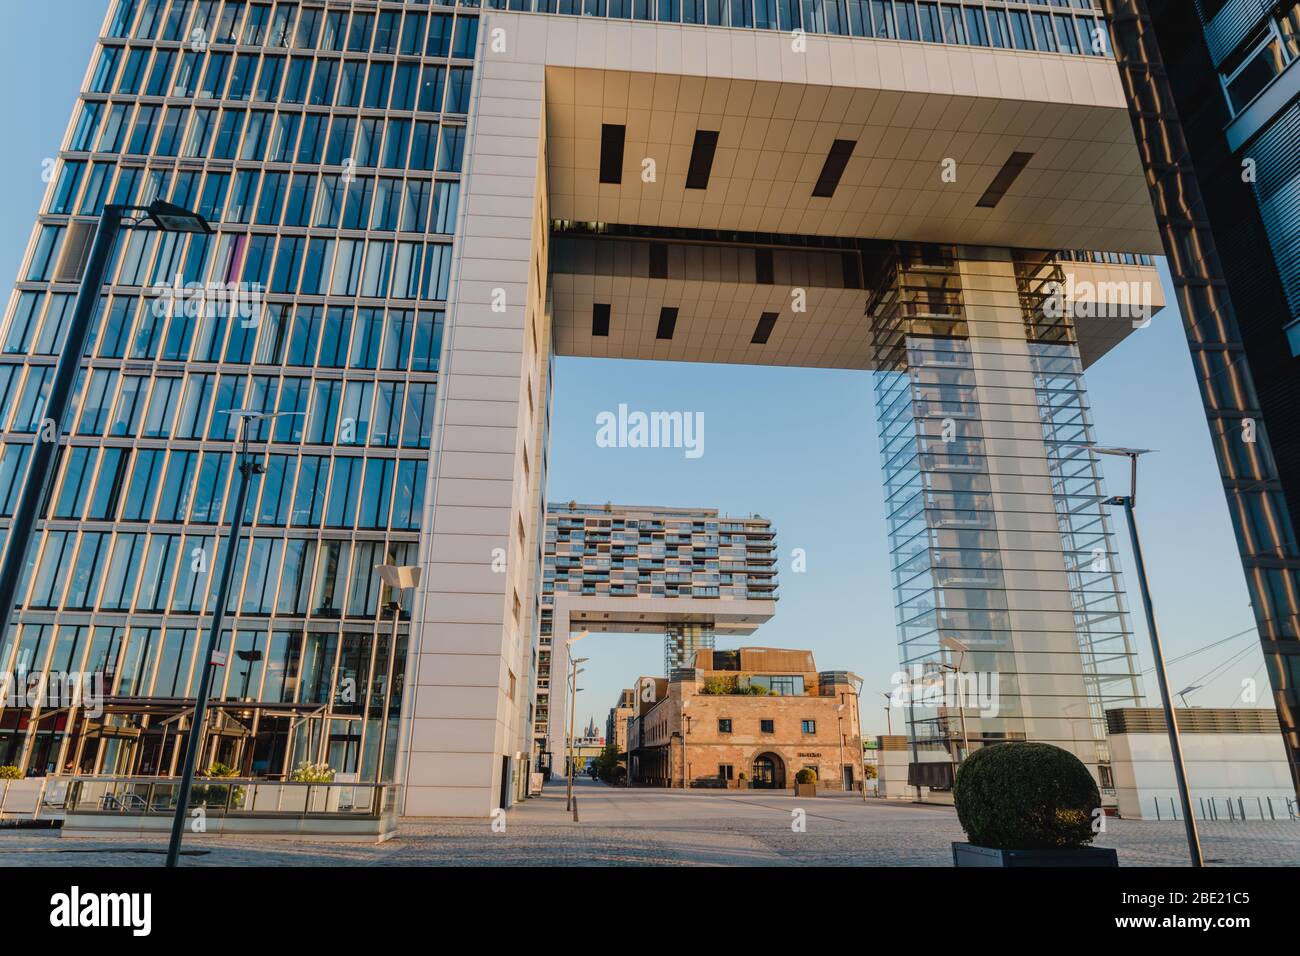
[1,778,1296,867]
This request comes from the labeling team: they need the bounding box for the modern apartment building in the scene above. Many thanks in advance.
[537,502,778,768]
[624,647,865,791]
[0,0,1173,819]
[1100,0,1300,791]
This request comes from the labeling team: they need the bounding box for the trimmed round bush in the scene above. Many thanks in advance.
[953,743,1099,850]
[795,768,816,785]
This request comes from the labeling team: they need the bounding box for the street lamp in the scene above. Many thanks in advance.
[1094,445,1203,868]
[1177,684,1204,709]
[939,636,972,765]
[846,673,868,801]
[564,629,588,812]
[0,201,211,667]
[375,563,421,792]
[681,700,691,789]
[165,408,297,868]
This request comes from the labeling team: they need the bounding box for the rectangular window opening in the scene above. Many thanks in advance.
[656,306,678,340]
[599,123,625,185]
[812,139,856,198]
[976,151,1033,208]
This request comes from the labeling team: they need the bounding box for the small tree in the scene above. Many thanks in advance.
[795,768,817,785]
[700,676,735,695]
[0,766,22,780]
[592,741,622,784]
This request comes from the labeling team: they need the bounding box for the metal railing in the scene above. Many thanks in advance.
[1150,794,1298,822]
[65,776,399,819]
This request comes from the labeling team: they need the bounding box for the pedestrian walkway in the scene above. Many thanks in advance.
[0,776,1295,866]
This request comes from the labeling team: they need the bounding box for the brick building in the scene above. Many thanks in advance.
[625,648,864,791]
[606,688,636,755]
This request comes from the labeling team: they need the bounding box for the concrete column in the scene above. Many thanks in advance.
[399,29,550,817]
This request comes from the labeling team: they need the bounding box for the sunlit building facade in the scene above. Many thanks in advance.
[0,0,475,783]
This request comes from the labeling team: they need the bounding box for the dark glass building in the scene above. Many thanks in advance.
[1105,0,1300,792]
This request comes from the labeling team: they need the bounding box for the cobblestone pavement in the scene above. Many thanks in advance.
[1,778,1296,867]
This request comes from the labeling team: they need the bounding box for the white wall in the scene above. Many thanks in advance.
[1109,731,1296,820]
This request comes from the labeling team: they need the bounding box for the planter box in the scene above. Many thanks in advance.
[794,782,817,798]
[952,842,1118,868]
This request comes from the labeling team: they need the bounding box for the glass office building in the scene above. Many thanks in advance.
[0,0,480,783]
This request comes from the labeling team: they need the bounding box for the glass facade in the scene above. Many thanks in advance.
[1017,253,1143,781]
[0,0,484,783]
[492,0,1112,58]
[871,243,1140,786]
[874,247,1026,762]
[664,623,716,677]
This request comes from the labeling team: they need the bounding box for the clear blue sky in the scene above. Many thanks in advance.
[0,2,1268,741]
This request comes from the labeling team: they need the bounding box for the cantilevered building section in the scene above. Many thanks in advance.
[536,503,778,770]
[421,8,1166,815]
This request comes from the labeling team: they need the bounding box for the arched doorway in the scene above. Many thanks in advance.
[751,753,785,789]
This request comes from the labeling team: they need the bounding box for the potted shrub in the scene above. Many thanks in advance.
[736,772,748,790]
[794,768,817,797]
[952,743,1116,867]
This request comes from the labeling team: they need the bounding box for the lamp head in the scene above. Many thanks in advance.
[145,199,212,234]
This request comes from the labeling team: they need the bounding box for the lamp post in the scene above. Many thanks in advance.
[938,636,971,765]
[0,201,209,660]
[564,629,588,812]
[164,408,296,868]
[1094,446,1203,868]
[681,703,691,789]
[1176,684,1204,709]
[847,674,868,800]
[375,563,421,793]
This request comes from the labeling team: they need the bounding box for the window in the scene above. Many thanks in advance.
[760,719,774,733]
[750,674,804,696]
[1223,34,1288,115]
[717,718,731,733]
[801,719,816,734]
[719,763,734,781]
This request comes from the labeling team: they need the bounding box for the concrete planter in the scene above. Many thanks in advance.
[794,782,817,798]
[951,842,1118,867]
